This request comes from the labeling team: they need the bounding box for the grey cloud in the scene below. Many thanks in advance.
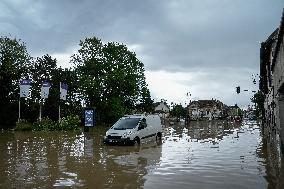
[0,0,283,107]
[0,0,283,68]
[1,0,282,71]
[0,0,163,54]
[175,67,259,107]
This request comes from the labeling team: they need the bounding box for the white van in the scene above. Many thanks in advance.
[103,114,162,145]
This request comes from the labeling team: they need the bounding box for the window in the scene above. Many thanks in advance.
[139,118,147,128]
[113,118,140,130]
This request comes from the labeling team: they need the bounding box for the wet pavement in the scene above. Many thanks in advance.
[0,120,283,188]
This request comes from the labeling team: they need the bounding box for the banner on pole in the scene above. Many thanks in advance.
[60,82,68,100]
[20,79,32,98]
[41,80,51,99]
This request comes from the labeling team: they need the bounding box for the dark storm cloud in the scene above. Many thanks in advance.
[0,0,162,54]
[1,0,283,107]
[0,0,283,71]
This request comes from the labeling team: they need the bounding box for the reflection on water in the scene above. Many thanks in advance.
[0,120,283,188]
[260,125,284,189]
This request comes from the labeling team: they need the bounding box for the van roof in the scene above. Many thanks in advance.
[122,114,145,119]
[122,114,159,119]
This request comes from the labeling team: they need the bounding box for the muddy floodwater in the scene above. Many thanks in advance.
[1,120,284,188]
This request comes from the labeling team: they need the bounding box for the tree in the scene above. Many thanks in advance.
[0,36,31,126]
[71,37,104,108]
[39,67,81,121]
[18,54,58,122]
[136,87,154,113]
[30,54,57,102]
[71,37,151,123]
[170,104,186,119]
[251,90,265,118]
[56,67,82,119]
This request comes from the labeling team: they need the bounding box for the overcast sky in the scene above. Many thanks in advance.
[1,0,283,108]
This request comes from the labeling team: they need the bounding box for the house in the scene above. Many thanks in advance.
[243,106,256,120]
[154,101,170,113]
[259,9,284,151]
[187,99,226,120]
[154,101,170,118]
[226,104,242,119]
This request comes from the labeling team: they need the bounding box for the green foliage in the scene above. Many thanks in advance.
[15,121,33,131]
[0,103,18,126]
[251,90,265,118]
[30,54,57,102]
[59,115,81,131]
[41,67,82,121]
[102,97,126,123]
[33,115,81,131]
[237,108,244,116]
[137,88,154,113]
[0,36,31,126]
[71,37,151,123]
[33,118,59,131]
[0,35,151,127]
[170,104,186,118]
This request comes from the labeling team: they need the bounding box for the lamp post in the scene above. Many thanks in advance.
[186,92,191,125]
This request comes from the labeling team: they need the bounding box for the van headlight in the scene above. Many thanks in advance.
[104,132,109,139]
[122,133,127,138]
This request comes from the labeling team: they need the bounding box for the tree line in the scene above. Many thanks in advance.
[0,36,153,127]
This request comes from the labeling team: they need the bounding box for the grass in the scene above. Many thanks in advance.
[15,121,33,131]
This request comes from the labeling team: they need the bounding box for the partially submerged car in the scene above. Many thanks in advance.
[103,114,162,145]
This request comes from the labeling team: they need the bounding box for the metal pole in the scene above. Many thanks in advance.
[59,82,61,122]
[18,99,21,122]
[59,104,61,122]
[39,99,42,121]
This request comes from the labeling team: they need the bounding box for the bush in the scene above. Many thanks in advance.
[33,117,58,131]
[32,115,81,131]
[59,115,81,131]
[15,121,33,131]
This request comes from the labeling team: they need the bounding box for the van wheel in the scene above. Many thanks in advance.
[133,137,140,146]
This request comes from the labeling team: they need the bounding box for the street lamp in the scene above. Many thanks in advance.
[185,92,192,125]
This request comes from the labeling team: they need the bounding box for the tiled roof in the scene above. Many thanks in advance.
[154,101,170,109]
[188,99,225,109]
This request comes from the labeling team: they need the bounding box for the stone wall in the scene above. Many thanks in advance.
[279,94,284,151]
[273,31,284,150]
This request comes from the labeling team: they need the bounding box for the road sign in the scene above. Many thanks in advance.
[84,108,95,127]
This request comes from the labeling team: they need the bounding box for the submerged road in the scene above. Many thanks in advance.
[0,120,283,188]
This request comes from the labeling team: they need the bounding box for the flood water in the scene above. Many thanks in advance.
[0,120,284,188]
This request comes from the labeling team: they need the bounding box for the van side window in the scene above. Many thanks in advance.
[140,118,147,128]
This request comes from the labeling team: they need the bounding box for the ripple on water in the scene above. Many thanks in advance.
[0,121,276,188]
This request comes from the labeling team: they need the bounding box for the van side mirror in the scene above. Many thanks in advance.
[138,118,147,131]
[138,124,144,131]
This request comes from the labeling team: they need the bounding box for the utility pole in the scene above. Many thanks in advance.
[185,92,191,125]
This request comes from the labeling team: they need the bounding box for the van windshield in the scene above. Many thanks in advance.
[113,118,141,130]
